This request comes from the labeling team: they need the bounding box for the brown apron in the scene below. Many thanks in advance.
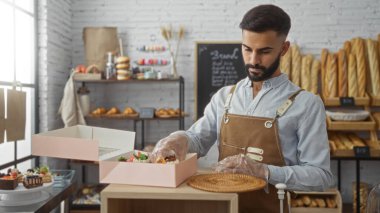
[219,85,303,213]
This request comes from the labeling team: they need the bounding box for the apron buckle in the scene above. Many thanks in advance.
[224,116,230,124]
[264,121,273,128]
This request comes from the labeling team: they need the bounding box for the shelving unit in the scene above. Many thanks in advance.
[77,77,185,149]
[324,97,380,213]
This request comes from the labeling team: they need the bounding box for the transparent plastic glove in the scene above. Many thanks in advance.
[151,131,189,162]
[214,154,270,192]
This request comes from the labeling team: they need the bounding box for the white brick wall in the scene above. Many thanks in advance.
[38,0,72,132]
[39,0,380,202]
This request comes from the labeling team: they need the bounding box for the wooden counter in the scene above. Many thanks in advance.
[101,182,238,213]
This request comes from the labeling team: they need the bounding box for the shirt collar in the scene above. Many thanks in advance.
[242,73,289,89]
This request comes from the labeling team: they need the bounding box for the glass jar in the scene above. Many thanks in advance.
[77,86,90,116]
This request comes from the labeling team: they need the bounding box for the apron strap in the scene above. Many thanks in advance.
[274,89,304,120]
[223,85,237,124]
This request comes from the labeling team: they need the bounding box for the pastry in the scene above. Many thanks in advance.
[91,107,106,115]
[348,54,358,97]
[116,56,130,64]
[315,198,326,208]
[310,199,318,207]
[0,176,18,190]
[366,39,380,96]
[116,63,129,70]
[106,107,119,115]
[123,107,137,115]
[301,55,313,91]
[326,197,337,208]
[295,198,304,207]
[338,49,348,97]
[329,140,337,153]
[310,59,320,94]
[23,175,43,189]
[321,49,329,98]
[280,47,292,78]
[355,38,367,97]
[291,45,301,86]
[326,53,338,97]
[301,195,311,206]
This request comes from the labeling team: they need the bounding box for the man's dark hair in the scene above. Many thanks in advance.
[239,4,291,36]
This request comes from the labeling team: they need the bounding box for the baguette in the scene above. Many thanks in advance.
[355,38,367,97]
[337,134,354,150]
[348,54,358,97]
[311,59,321,94]
[326,53,338,97]
[366,39,380,96]
[280,47,292,78]
[344,41,352,57]
[347,133,366,147]
[338,49,348,97]
[301,55,313,91]
[331,134,346,150]
[291,45,302,86]
[321,49,329,98]
[329,140,337,153]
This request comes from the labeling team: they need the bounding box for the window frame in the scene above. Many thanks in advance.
[0,0,39,171]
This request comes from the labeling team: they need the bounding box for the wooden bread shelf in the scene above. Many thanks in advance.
[370,95,380,106]
[326,114,376,130]
[288,189,342,213]
[322,94,370,107]
[373,112,380,130]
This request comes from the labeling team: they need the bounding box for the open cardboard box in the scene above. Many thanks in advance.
[32,125,197,187]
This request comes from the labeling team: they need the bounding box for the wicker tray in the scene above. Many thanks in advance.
[187,173,266,193]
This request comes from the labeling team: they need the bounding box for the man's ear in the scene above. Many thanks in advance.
[281,41,291,56]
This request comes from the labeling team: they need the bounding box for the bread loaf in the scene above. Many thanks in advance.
[348,54,358,97]
[337,134,354,149]
[355,38,367,97]
[301,55,313,91]
[326,198,337,208]
[344,41,352,57]
[315,198,326,208]
[280,47,292,78]
[366,39,380,96]
[338,49,348,97]
[329,140,337,153]
[311,59,321,94]
[301,195,311,206]
[326,53,338,97]
[321,49,329,98]
[347,133,366,147]
[310,199,318,207]
[291,45,302,86]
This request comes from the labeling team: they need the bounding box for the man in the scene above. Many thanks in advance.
[152,4,335,213]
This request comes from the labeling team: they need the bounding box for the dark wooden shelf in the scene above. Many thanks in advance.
[75,78,181,83]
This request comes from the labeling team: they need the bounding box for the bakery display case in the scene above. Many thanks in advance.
[288,189,342,213]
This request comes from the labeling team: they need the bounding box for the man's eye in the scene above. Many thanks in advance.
[260,51,271,54]
[244,48,252,52]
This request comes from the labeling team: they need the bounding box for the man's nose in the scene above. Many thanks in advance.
[249,52,261,65]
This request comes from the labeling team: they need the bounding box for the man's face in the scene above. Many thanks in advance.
[241,30,288,82]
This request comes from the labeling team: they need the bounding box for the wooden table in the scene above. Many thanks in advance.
[101,182,239,213]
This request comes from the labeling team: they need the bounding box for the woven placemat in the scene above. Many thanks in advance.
[187,173,266,193]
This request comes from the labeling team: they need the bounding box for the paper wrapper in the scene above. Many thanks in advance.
[83,27,120,72]
[6,89,26,141]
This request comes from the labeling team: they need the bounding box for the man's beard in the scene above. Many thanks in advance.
[245,54,281,82]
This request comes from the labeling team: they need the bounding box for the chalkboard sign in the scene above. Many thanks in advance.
[195,42,246,119]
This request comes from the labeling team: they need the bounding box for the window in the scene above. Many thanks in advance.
[0,0,36,172]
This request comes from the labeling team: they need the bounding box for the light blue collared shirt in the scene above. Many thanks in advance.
[185,73,335,191]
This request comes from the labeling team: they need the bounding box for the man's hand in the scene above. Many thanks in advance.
[151,131,189,162]
[214,154,269,181]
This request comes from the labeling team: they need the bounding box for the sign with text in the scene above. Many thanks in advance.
[195,42,245,119]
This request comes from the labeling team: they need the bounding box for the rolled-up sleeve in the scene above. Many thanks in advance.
[268,97,336,191]
[185,90,222,157]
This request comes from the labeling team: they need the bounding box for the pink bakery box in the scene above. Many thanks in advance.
[99,152,197,187]
[32,125,198,188]
[31,125,135,162]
